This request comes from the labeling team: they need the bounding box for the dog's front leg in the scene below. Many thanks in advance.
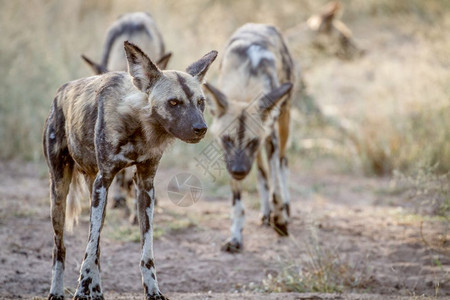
[266,130,289,236]
[134,158,167,300]
[74,172,114,300]
[221,179,245,253]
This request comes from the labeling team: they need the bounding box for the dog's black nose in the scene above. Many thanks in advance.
[192,123,207,136]
[230,165,248,180]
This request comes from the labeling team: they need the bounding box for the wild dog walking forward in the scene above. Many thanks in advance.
[82,12,172,220]
[204,23,295,252]
[43,41,217,299]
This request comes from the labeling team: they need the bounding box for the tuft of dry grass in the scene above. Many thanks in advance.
[392,163,450,219]
[255,229,374,293]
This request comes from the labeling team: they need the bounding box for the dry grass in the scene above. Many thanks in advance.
[1,1,450,183]
[255,228,374,293]
[300,5,450,175]
[392,163,450,219]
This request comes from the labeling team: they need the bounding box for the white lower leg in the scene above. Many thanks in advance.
[139,188,161,296]
[230,199,245,244]
[256,167,271,219]
[75,185,107,297]
[280,157,290,217]
[50,261,64,296]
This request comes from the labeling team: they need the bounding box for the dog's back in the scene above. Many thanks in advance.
[219,23,295,102]
[83,12,170,75]
[104,12,166,71]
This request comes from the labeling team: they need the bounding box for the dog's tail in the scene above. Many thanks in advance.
[66,168,89,232]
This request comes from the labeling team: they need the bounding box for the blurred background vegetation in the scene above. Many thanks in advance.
[1,0,449,181]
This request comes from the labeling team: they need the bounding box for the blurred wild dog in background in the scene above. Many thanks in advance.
[204,23,294,252]
[82,12,173,223]
[285,1,364,60]
[82,12,172,74]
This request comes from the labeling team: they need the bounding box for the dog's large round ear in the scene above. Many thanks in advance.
[203,82,228,117]
[124,41,162,92]
[186,50,218,82]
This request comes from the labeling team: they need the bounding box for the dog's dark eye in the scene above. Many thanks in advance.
[197,98,205,106]
[247,138,259,151]
[168,99,180,107]
[222,135,234,149]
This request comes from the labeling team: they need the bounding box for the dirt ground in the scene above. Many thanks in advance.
[0,158,448,300]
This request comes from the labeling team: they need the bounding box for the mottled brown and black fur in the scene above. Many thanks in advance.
[204,23,295,252]
[44,41,217,299]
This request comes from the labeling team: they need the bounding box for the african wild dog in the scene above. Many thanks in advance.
[204,23,294,252]
[82,12,172,74]
[284,1,363,60]
[82,12,172,223]
[43,41,217,299]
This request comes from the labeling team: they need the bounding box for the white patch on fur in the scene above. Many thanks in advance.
[74,185,106,297]
[118,90,148,116]
[84,187,106,258]
[96,186,107,201]
[49,132,56,140]
[112,152,134,165]
[76,265,102,297]
[280,160,290,209]
[230,199,245,243]
[247,44,275,68]
[146,188,155,201]
[140,188,161,295]
[269,149,281,192]
[50,261,64,296]
[141,265,158,294]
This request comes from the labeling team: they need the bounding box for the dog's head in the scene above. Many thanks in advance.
[203,82,292,180]
[124,41,217,143]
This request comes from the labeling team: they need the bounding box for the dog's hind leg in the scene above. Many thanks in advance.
[44,104,74,300]
[47,163,73,300]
